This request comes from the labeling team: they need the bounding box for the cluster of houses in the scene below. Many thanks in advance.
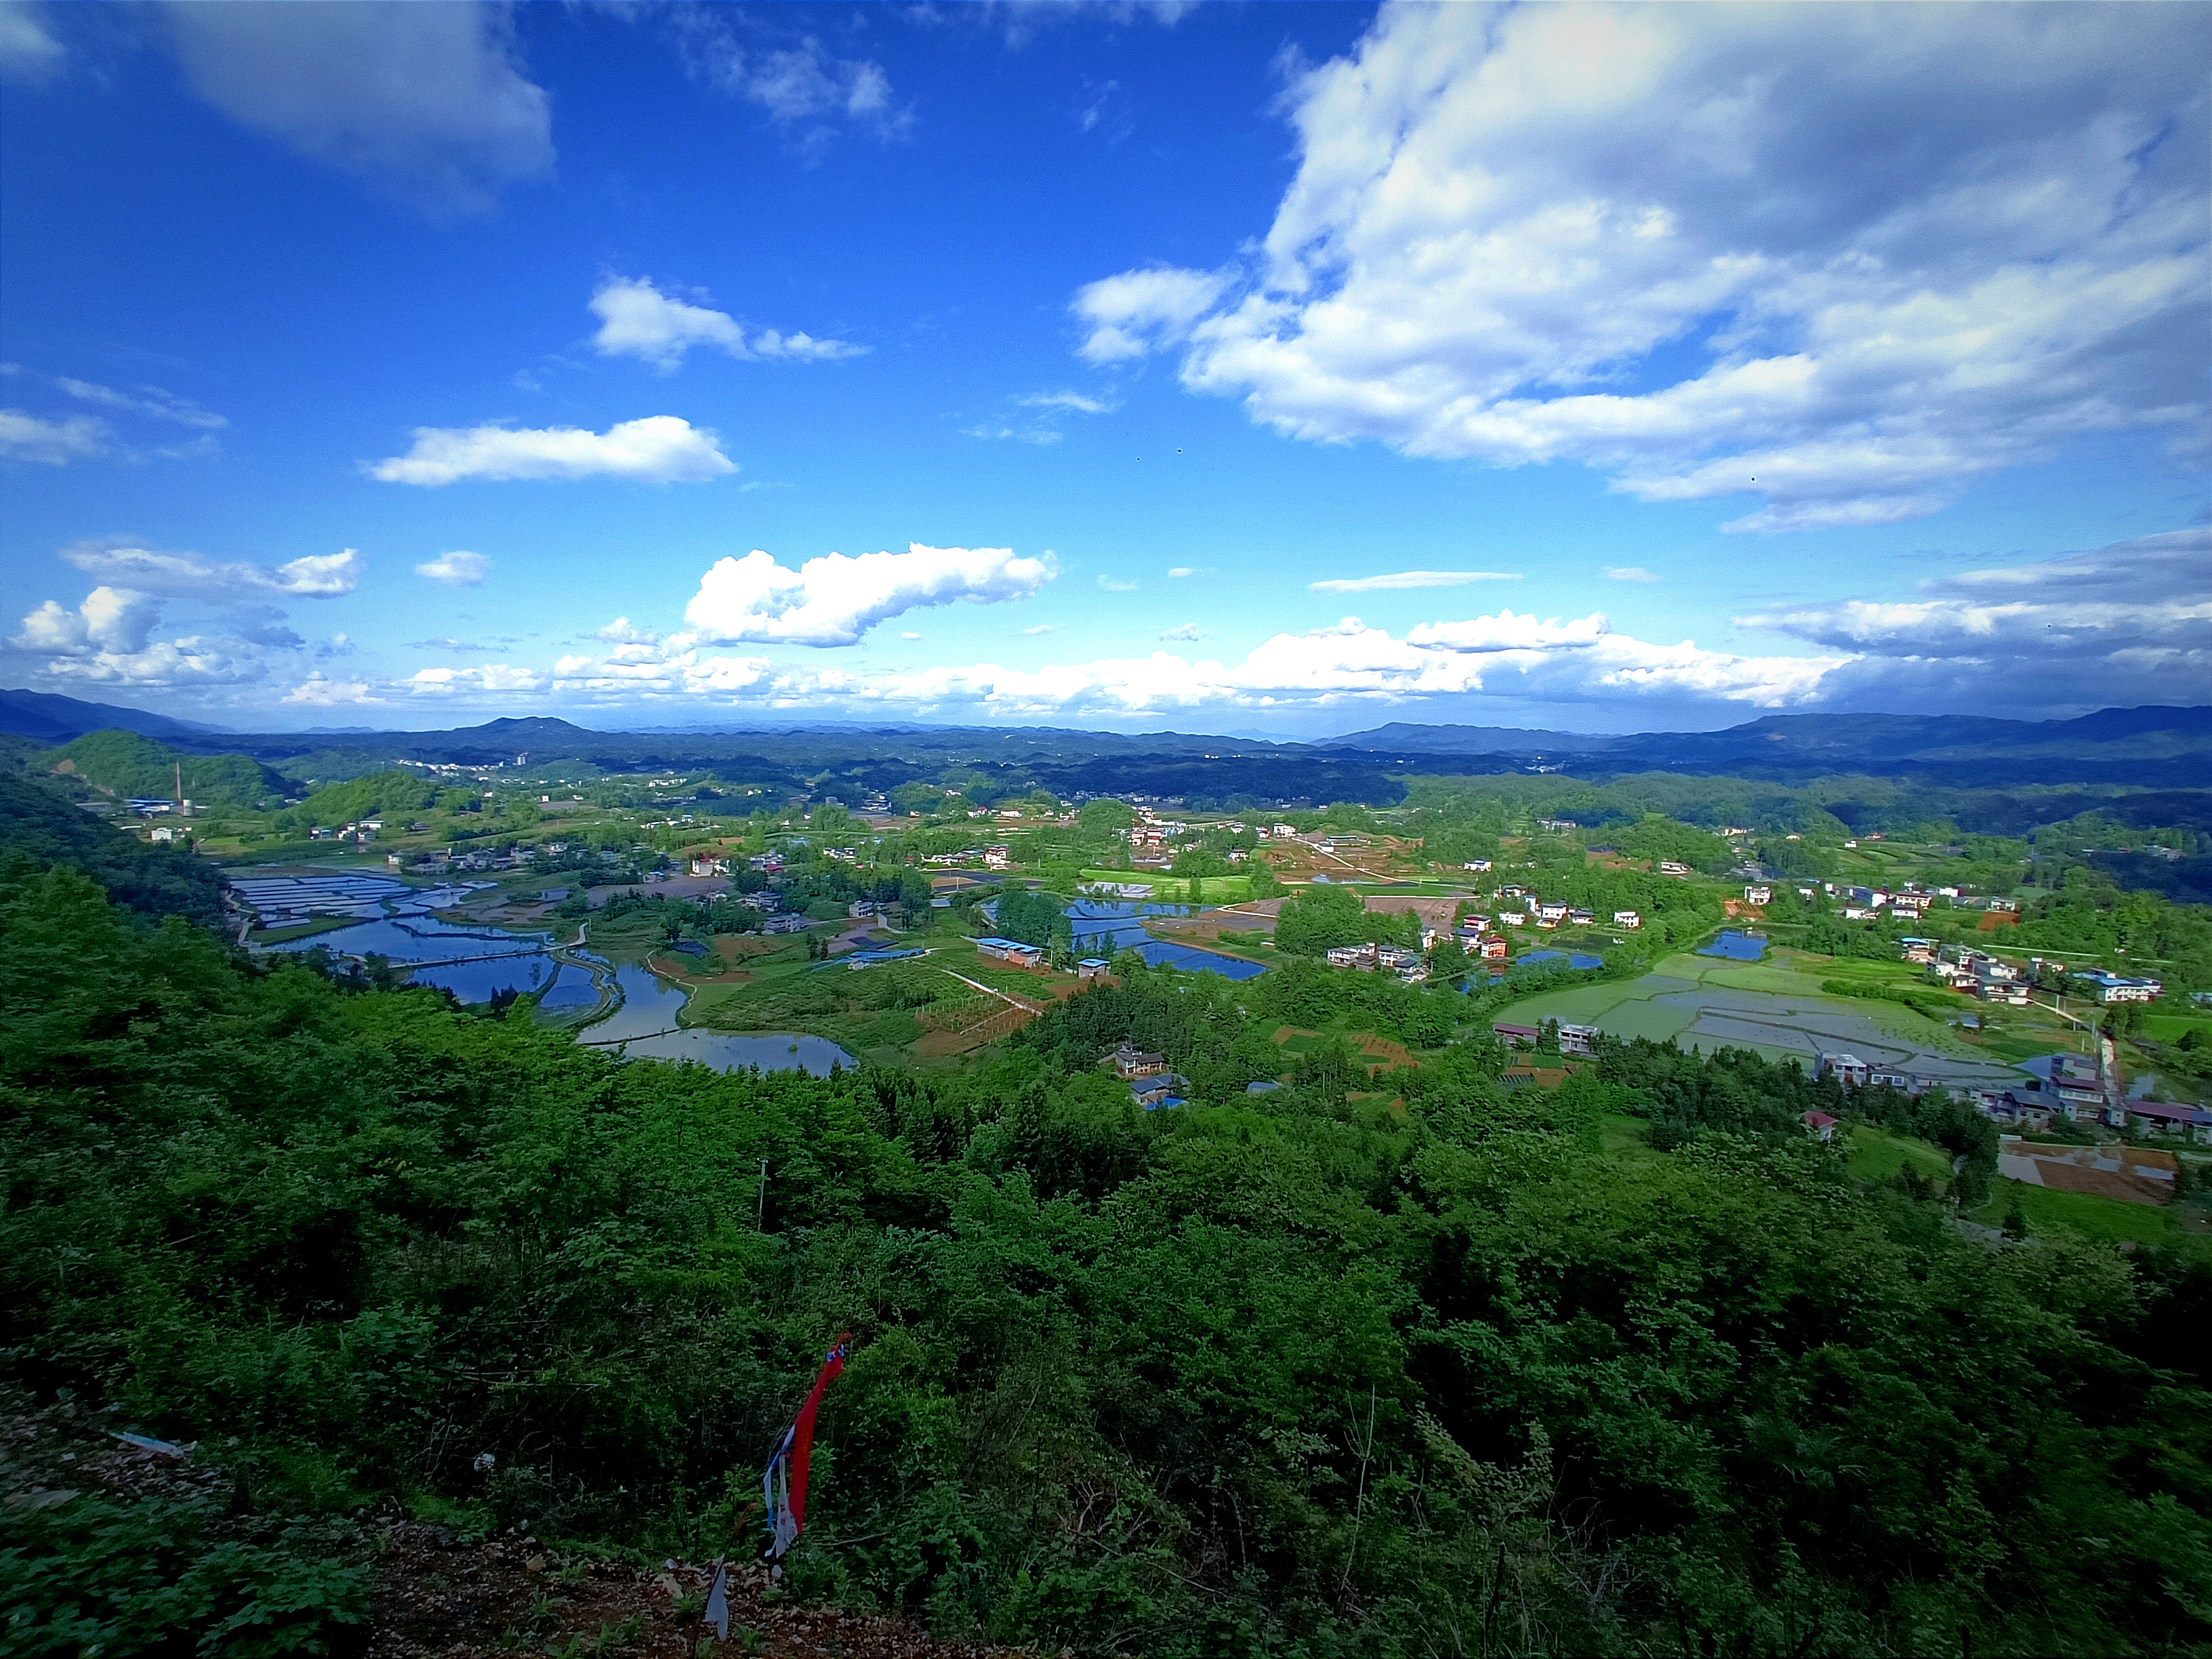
[975,935,1049,970]
[1903,939,2165,1006]
[1809,1048,2212,1143]
[1492,1020,1599,1057]
[1105,1042,1187,1109]
[1324,942,1428,981]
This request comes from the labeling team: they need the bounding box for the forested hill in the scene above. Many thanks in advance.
[0,773,224,929]
[3,840,2210,1654]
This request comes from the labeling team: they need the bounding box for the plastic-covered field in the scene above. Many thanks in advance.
[1135,940,1269,980]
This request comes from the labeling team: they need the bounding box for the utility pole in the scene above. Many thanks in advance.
[756,1158,769,1229]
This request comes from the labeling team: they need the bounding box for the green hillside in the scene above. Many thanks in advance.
[49,729,287,811]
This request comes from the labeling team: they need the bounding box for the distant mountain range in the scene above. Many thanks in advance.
[0,687,232,744]
[5,686,2208,794]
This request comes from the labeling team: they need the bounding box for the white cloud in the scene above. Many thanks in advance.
[1021,624,1056,636]
[0,0,63,81]
[57,379,226,429]
[12,588,161,657]
[407,663,546,695]
[416,550,490,586]
[900,631,922,640]
[1072,266,1231,363]
[1080,3,2211,530]
[1605,567,1660,583]
[62,543,363,600]
[964,423,1063,447]
[1160,623,1206,641]
[789,611,1842,718]
[1017,390,1115,415]
[7,544,363,691]
[1310,570,1521,593]
[369,416,737,485]
[283,674,378,706]
[1097,575,1138,592]
[1740,527,2209,707]
[9,586,271,687]
[161,0,552,220]
[0,409,108,464]
[596,617,661,646]
[1166,567,1194,579]
[666,16,909,145]
[683,543,1056,647]
[588,276,863,372]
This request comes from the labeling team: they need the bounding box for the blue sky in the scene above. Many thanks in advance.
[1,0,2205,736]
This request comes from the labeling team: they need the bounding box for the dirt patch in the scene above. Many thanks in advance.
[1978,912,2021,931]
[1361,894,1458,927]
[371,1525,1025,1659]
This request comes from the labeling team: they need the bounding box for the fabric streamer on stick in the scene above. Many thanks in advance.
[762,1332,851,1561]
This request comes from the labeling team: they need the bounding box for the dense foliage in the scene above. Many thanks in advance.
[47,730,287,812]
[5,847,2211,1656]
[0,775,226,931]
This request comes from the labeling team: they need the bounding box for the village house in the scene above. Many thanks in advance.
[984,846,1012,870]
[1105,1044,1167,1080]
[1492,1022,1540,1048]
[1658,861,1691,876]
[1076,958,1111,980]
[1462,859,1493,872]
[1744,884,1772,905]
[975,936,1046,969]
[1801,1110,1838,1143]
[1816,1052,1872,1088]
[2074,970,2163,1004]
[1557,1023,1599,1058]
[1326,943,1379,970]
[1613,910,1641,929]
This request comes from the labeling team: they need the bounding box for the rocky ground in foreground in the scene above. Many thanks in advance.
[2,1391,1027,1659]
[371,1525,1032,1659]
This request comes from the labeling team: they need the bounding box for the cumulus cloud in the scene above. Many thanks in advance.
[62,543,363,600]
[1078,3,2210,530]
[1160,623,1206,641]
[369,416,737,485]
[7,543,363,692]
[58,379,226,429]
[596,617,661,645]
[283,674,378,705]
[588,276,863,371]
[1310,570,1520,593]
[1740,527,2210,706]
[1073,265,1232,364]
[162,0,552,220]
[683,543,1056,647]
[774,611,1842,717]
[416,550,490,586]
[407,663,546,695]
[8,585,270,687]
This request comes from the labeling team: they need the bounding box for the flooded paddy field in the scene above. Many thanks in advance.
[1498,951,2024,1090]
[230,872,844,1074]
